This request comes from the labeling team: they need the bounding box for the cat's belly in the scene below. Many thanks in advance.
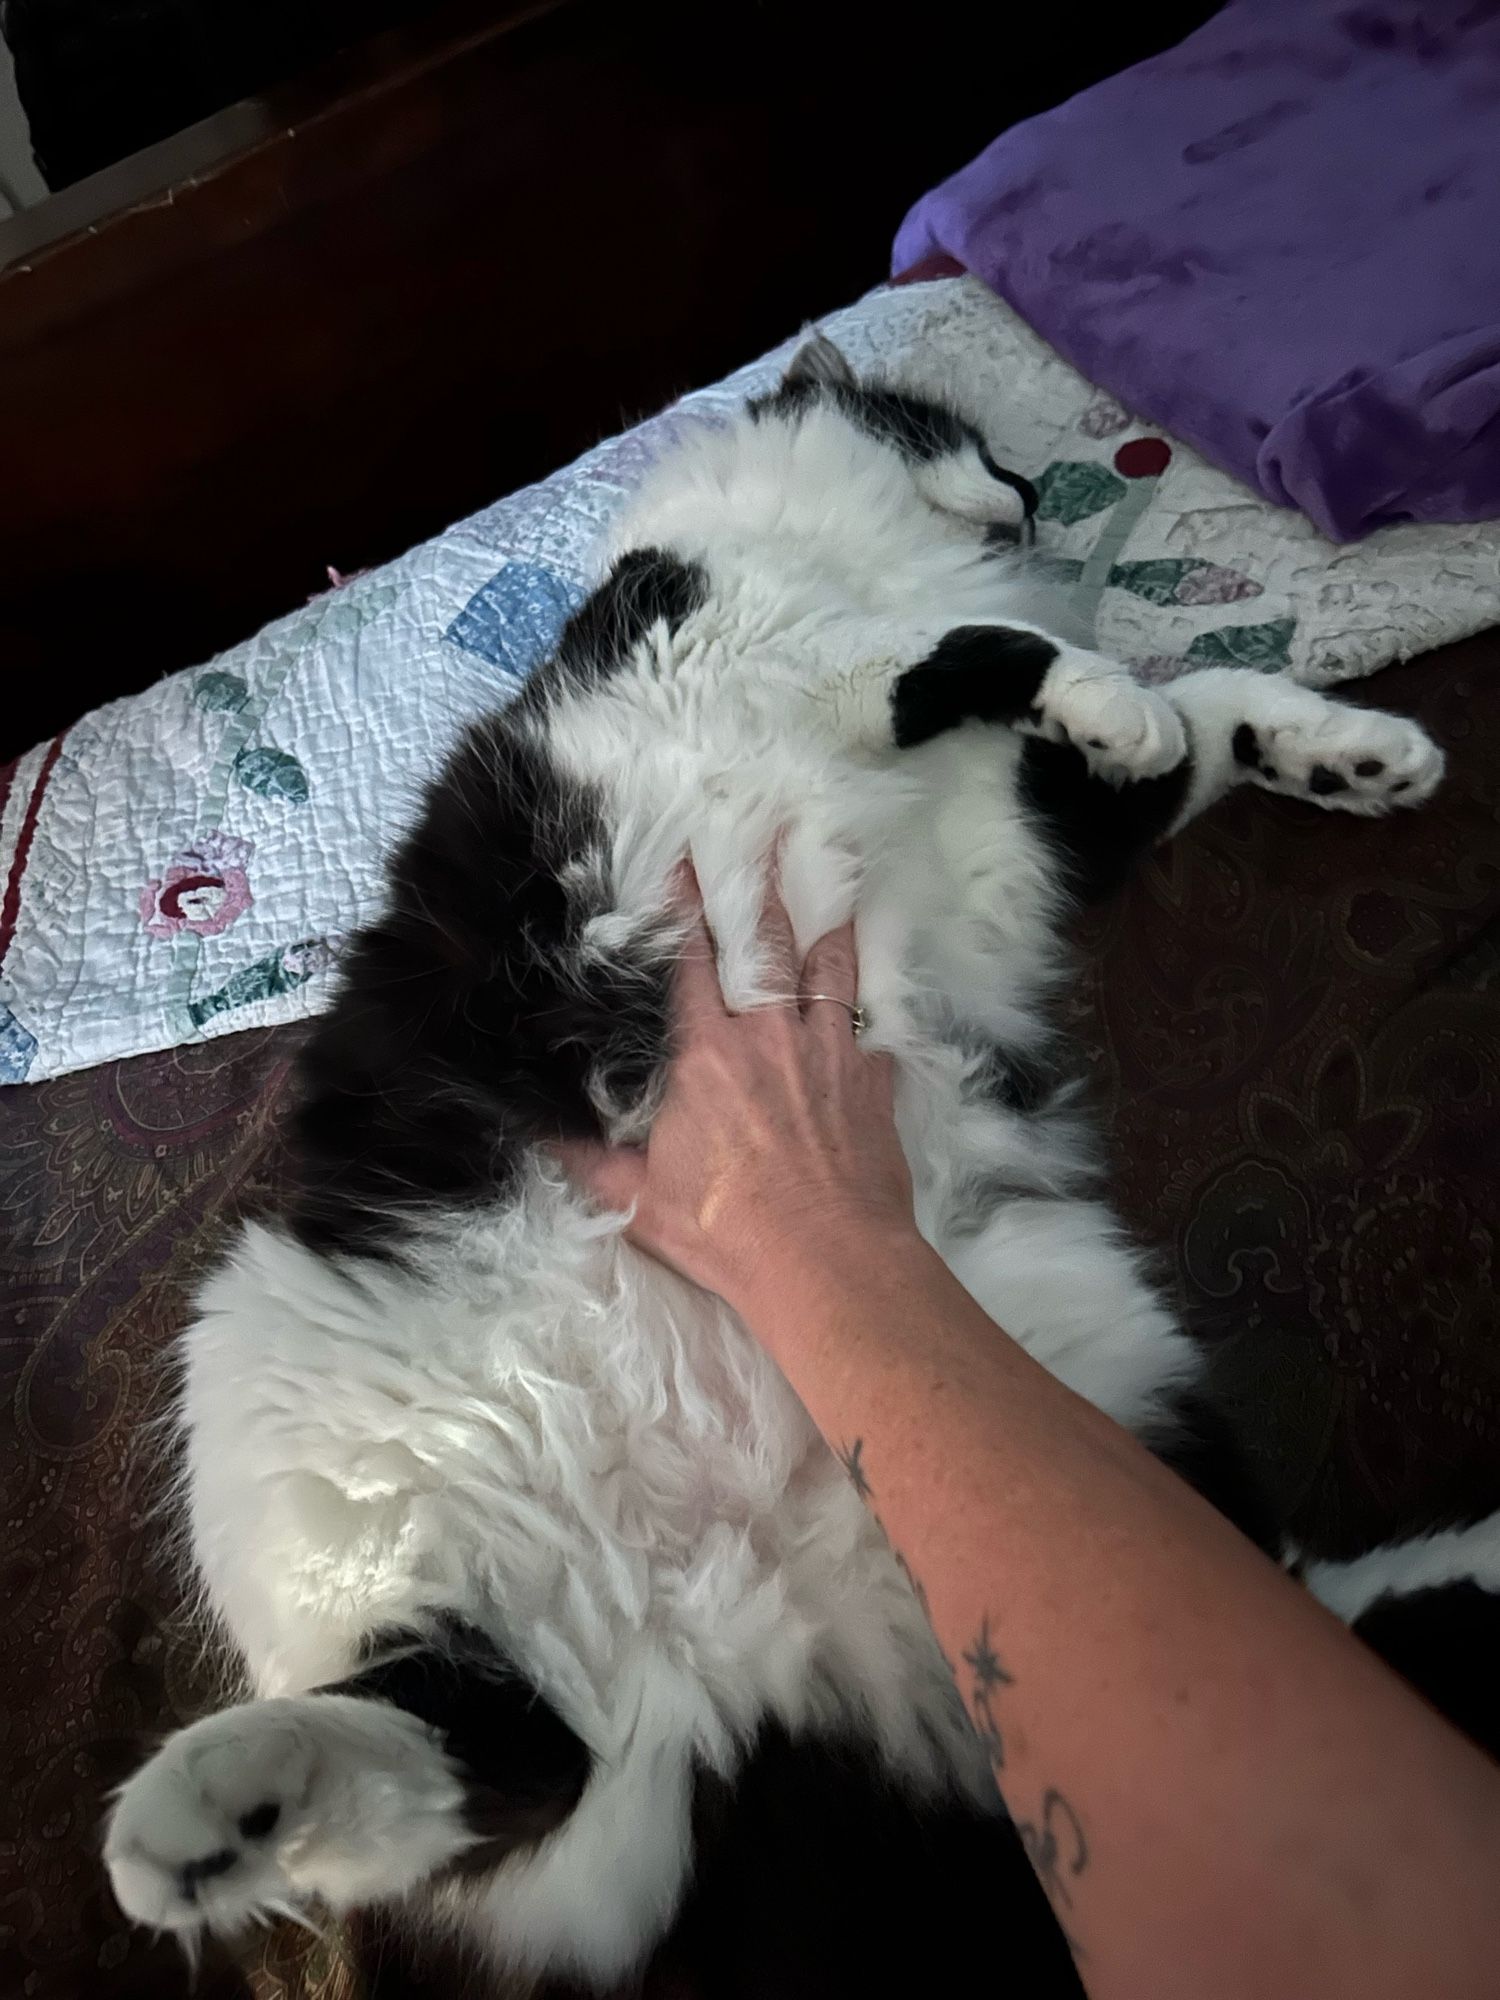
[178,1206,948,1733]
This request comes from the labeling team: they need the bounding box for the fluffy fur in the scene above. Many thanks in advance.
[104,338,1486,1991]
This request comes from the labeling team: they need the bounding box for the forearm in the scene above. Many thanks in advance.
[738,1228,1500,2000]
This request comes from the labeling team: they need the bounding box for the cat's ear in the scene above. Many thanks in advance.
[782,332,857,393]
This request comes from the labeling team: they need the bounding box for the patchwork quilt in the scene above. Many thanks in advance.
[4,275,1498,1084]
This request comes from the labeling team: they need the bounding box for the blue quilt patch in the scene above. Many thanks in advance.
[0,1003,38,1083]
[447,562,585,680]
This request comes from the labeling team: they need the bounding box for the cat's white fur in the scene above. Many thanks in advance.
[1306,1515,1500,1624]
[104,384,1446,1981]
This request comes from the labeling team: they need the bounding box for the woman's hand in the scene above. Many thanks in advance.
[560,867,918,1314]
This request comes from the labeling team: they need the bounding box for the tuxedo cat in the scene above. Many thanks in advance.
[106,335,1496,1994]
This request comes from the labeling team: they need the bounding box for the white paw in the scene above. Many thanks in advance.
[1036,659,1188,781]
[1239,700,1444,815]
[104,1694,469,1939]
[105,1702,317,1934]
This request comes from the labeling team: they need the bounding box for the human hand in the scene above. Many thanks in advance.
[559,865,917,1316]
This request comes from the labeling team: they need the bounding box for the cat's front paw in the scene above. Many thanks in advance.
[104,1703,315,1934]
[1036,659,1187,782]
[104,1694,471,1938]
[1239,702,1444,815]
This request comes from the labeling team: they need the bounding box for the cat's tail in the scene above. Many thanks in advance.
[1303,1511,1500,1759]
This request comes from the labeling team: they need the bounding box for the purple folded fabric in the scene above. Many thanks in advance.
[894,2,1500,542]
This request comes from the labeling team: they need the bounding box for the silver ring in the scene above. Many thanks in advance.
[804,994,867,1038]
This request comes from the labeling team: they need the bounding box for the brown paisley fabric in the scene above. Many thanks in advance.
[2,636,1498,1997]
[0,1035,323,2000]
[1069,638,1500,1558]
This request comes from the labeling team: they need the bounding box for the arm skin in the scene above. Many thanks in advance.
[564,871,1500,2000]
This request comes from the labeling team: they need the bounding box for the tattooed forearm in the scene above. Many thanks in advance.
[962,1613,1014,1769]
[961,1612,1090,1953]
[832,1438,1094,1953]
[837,1436,872,1501]
[1016,1787,1090,1924]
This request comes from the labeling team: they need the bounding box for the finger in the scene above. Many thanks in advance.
[799,920,859,1029]
[669,862,729,1025]
[756,842,800,997]
[865,1045,896,1106]
[553,1139,648,1215]
[666,856,701,914]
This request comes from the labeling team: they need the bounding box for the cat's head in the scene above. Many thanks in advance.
[749,333,1037,544]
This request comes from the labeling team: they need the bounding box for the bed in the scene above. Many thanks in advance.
[5,10,1500,1995]
[5,297,1499,1993]
[5,632,1500,1999]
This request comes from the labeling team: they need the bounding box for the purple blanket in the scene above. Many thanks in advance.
[894,3,1500,543]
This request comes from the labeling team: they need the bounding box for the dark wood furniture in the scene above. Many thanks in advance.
[2,0,953,757]
[0,0,1224,760]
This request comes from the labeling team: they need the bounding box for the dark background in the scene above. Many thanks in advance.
[0,0,1222,760]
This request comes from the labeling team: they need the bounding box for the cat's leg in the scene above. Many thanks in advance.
[888,633,1441,823]
[1159,665,1445,826]
[891,623,1187,780]
[1303,1513,1500,1759]
[104,1616,590,1938]
[1004,666,1442,901]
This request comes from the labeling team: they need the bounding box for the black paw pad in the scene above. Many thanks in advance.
[1232,723,1260,768]
[180,1847,238,1895]
[1391,779,1411,793]
[238,1801,281,1840]
[1308,764,1349,795]
[1354,759,1384,777]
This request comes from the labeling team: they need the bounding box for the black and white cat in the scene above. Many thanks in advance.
[104,337,1500,1992]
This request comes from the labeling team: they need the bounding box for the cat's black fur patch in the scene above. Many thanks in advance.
[973,1037,1062,1116]
[289,721,670,1260]
[359,1728,1087,1998]
[892,624,1059,749]
[1353,1581,1500,1760]
[659,1724,1087,2000]
[837,382,972,463]
[751,371,969,462]
[528,547,707,699]
[1232,721,1280,781]
[330,1615,592,1852]
[1019,735,1192,903]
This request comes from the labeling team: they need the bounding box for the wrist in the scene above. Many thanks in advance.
[726,1209,939,1330]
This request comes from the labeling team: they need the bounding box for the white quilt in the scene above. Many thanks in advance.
[4,275,1498,1084]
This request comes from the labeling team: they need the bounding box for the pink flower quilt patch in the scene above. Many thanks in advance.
[139,831,254,940]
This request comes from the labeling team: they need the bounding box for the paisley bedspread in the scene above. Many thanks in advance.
[3,632,1498,1998]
